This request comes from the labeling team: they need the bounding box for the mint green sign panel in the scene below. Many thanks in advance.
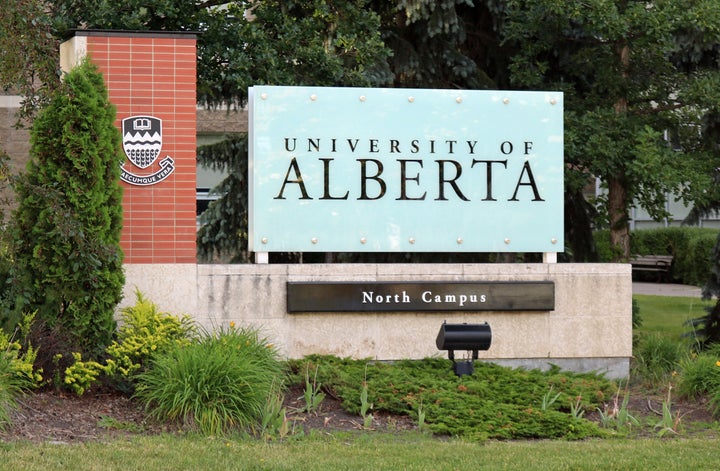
[249,86,564,253]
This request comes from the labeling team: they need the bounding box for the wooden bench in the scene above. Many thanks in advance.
[630,255,674,282]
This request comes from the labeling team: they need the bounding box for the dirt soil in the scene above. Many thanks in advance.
[0,384,413,443]
[0,383,715,443]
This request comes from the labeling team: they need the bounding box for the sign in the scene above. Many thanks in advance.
[287,281,555,312]
[120,115,175,185]
[249,86,563,253]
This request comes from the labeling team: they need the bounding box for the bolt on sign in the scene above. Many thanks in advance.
[249,86,563,253]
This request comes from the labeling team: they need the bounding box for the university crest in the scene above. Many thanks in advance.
[120,115,175,185]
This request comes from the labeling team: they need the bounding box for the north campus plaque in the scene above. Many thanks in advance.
[287,281,555,312]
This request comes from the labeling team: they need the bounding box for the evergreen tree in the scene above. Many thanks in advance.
[9,58,124,360]
[689,231,720,347]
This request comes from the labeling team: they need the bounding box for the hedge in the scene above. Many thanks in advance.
[593,227,719,287]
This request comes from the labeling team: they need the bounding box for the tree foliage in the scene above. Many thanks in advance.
[192,0,394,261]
[690,230,720,347]
[0,0,62,122]
[8,58,124,359]
[197,136,250,262]
[54,0,393,109]
[502,0,720,259]
[5,1,720,264]
[194,1,720,262]
[377,0,504,89]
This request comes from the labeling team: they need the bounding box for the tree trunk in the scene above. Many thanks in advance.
[608,175,630,261]
[609,43,632,262]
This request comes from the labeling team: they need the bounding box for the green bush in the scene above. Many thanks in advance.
[104,290,196,380]
[64,291,195,395]
[594,227,718,285]
[593,229,621,262]
[0,313,40,430]
[9,58,124,361]
[289,356,615,440]
[63,353,105,396]
[670,230,717,286]
[632,297,642,328]
[0,350,26,430]
[134,325,285,436]
[675,350,720,400]
[0,312,43,394]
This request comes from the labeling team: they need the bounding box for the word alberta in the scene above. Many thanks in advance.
[276,137,543,202]
[363,290,486,307]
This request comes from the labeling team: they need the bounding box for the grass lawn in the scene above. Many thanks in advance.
[634,294,713,339]
[3,433,720,470]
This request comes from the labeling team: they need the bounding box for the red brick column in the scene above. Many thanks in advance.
[61,30,197,263]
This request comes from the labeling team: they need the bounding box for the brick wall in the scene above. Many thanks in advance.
[62,31,197,263]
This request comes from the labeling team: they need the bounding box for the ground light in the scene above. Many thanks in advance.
[436,321,492,376]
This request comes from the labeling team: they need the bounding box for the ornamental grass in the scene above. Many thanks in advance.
[134,324,284,436]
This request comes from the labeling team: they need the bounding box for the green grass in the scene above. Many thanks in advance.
[2,433,720,470]
[634,294,712,339]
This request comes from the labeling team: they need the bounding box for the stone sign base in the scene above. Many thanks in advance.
[121,263,631,379]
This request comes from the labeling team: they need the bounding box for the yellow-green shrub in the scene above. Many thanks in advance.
[63,352,104,395]
[64,290,195,395]
[104,290,195,378]
[0,312,43,388]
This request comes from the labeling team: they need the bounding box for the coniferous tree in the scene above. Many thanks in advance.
[689,231,720,347]
[9,58,124,361]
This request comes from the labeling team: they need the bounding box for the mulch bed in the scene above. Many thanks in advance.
[0,383,714,443]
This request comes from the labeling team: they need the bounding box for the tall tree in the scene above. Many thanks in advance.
[54,0,392,108]
[9,58,125,360]
[0,0,61,122]
[502,0,720,260]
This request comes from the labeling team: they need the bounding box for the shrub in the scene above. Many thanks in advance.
[593,229,622,262]
[675,343,720,414]
[63,352,105,396]
[670,228,717,286]
[0,350,26,430]
[632,333,684,384]
[0,312,43,390]
[134,325,284,436]
[0,310,41,430]
[290,356,615,440]
[690,230,720,347]
[8,57,124,361]
[104,290,195,380]
[632,297,642,329]
[63,291,195,395]
[593,227,717,285]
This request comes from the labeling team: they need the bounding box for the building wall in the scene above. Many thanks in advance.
[0,97,30,218]
[123,262,633,379]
